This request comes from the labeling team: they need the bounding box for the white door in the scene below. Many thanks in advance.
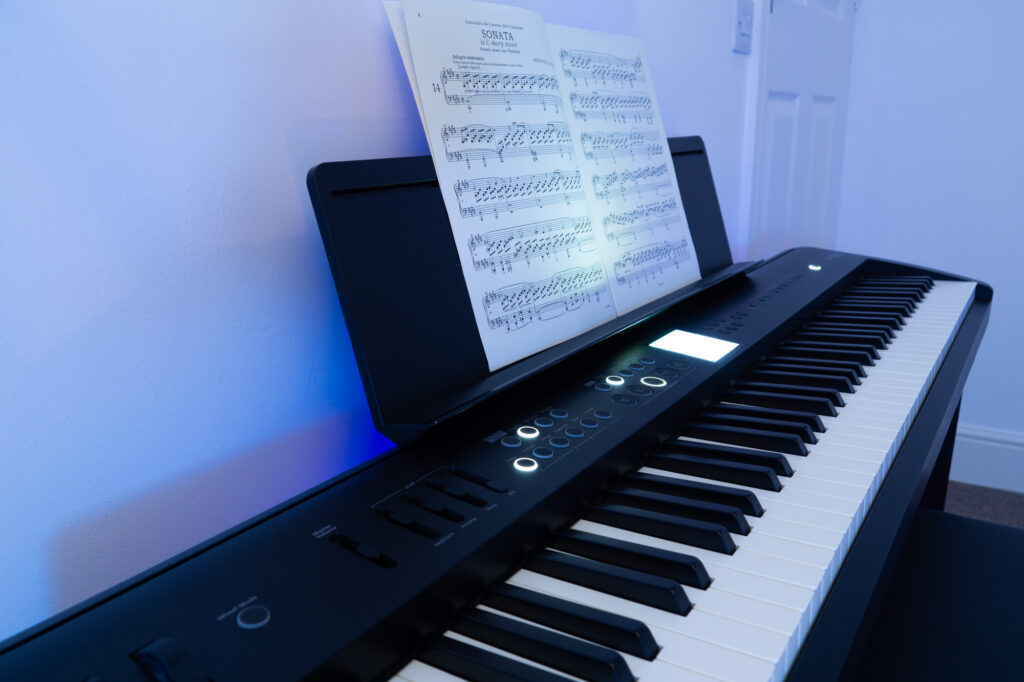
[748,0,858,259]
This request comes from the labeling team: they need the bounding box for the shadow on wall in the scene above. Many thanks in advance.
[48,411,392,616]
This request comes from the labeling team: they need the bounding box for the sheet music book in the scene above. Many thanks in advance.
[386,0,700,371]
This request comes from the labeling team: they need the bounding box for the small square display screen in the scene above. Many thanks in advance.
[649,329,739,362]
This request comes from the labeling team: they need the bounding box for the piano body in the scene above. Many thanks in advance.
[0,138,991,681]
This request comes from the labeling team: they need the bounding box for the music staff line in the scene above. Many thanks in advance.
[602,199,681,244]
[581,130,664,162]
[468,216,595,272]
[614,239,691,287]
[592,164,672,201]
[455,170,585,218]
[484,262,609,331]
[442,122,573,166]
[440,69,562,110]
[570,91,653,123]
[559,49,645,86]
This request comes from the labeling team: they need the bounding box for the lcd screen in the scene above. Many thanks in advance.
[650,329,739,362]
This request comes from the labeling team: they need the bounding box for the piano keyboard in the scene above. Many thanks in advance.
[393,278,977,682]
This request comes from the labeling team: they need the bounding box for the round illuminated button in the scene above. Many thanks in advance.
[613,395,639,405]
[513,457,538,472]
[533,447,554,459]
[549,436,570,448]
[640,376,668,388]
[516,425,540,439]
[628,362,645,371]
[808,264,822,271]
[618,369,635,377]
[579,417,599,429]
[564,426,585,438]
[593,409,613,419]
[500,436,522,448]
[549,408,569,419]
[237,605,271,630]
[594,382,612,392]
[605,375,625,386]
[640,357,655,365]
[534,416,555,428]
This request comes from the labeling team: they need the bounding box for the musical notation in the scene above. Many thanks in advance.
[602,199,681,244]
[580,131,663,162]
[442,122,573,167]
[469,216,595,273]
[613,240,691,287]
[484,262,609,331]
[570,91,653,123]
[592,164,672,201]
[455,170,585,218]
[560,49,645,86]
[441,69,562,110]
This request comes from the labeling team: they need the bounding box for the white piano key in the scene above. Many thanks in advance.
[394,659,467,682]
[747,516,844,550]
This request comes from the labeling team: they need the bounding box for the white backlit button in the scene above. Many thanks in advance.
[640,376,668,388]
[237,605,270,630]
[516,425,540,440]
[513,457,538,472]
[605,375,625,386]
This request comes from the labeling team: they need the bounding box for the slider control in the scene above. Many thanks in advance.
[427,480,488,507]
[376,508,441,539]
[402,492,465,521]
[449,466,510,493]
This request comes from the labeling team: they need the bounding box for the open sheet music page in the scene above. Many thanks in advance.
[545,24,701,314]
[401,0,616,371]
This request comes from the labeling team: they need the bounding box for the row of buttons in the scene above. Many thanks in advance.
[500,409,613,448]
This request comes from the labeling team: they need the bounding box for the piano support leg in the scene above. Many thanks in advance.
[920,400,960,511]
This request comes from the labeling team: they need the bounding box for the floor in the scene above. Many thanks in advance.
[943,480,1024,529]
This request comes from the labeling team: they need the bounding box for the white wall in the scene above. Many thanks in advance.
[836,1,1024,490]
[0,1,762,644]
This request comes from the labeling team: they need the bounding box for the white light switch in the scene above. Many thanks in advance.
[733,0,755,55]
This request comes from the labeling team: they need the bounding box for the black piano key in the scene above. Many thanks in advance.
[453,609,633,682]
[626,471,764,517]
[828,302,909,318]
[677,420,808,456]
[793,330,888,349]
[859,275,932,289]
[483,584,660,661]
[844,286,924,301]
[664,433,798,470]
[708,401,825,432]
[735,381,845,408]
[746,369,855,393]
[783,339,881,360]
[720,388,838,417]
[584,503,737,554]
[420,635,574,682]
[697,410,818,443]
[645,450,782,491]
[803,322,895,341]
[548,529,711,589]
[757,361,861,385]
[527,548,692,615]
[775,344,876,367]
[602,486,751,534]
[816,312,902,330]
[838,293,918,307]
[767,355,867,378]
[833,296,915,314]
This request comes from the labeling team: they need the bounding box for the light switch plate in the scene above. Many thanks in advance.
[733,0,755,55]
